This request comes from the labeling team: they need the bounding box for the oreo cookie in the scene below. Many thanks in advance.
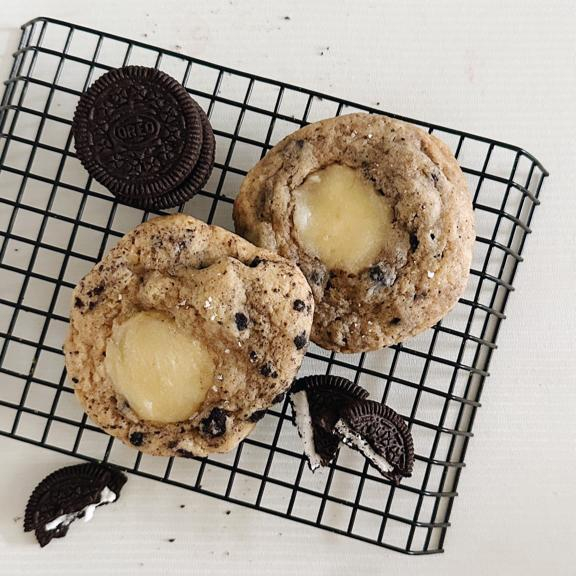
[289,375,369,470]
[24,463,127,547]
[73,66,215,210]
[335,400,414,484]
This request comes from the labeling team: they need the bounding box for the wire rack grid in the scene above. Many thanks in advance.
[0,17,548,555]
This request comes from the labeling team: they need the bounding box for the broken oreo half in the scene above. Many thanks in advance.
[24,463,127,547]
[289,375,369,470]
[335,400,414,484]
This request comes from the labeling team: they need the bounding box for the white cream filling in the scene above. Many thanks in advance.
[290,390,322,471]
[335,419,394,474]
[44,486,117,532]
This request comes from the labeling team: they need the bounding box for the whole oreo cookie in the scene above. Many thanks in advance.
[24,463,127,547]
[289,375,369,470]
[335,400,414,484]
[73,66,210,208]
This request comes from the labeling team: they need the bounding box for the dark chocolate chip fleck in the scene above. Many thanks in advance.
[293,299,305,312]
[249,257,263,268]
[74,298,84,309]
[430,233,436,240]
[260,362,273,377]
[88,302,96,311]
[71,377,79,384]
[129,432,144,446]
[200,408,227,437]
[249,350,258,362]
[294,332,308,350]
[431,172,439,184]
[369,266,385,283]
[272,392,286,405]
[248,410,266,423]
[390,317,401,325]
[410,234,419,252]
[369,265,395,287]
[177,449,195,459]
[235,313,249,331]
[88,285,105,297]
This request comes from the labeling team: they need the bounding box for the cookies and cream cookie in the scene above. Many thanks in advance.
[233,113,474,353]
[64,214,314,457]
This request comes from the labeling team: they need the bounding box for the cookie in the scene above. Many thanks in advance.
[335,400,414,484]
[64,214,314,457]
[119,101,216,210]
[289,375,369,470]
[233,113,475,353]
[73,66,203,199]
[24,463,127,547]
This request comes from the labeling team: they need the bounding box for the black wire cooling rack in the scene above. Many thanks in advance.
[0,17,548,555]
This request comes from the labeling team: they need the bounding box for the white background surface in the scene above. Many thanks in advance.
[1,1,575,574]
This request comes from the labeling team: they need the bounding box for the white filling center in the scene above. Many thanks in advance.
[335,419,394,474]
[290,390,322,471]
[44,486,117,532]
[105,311,215,423]
[293,164,395,273]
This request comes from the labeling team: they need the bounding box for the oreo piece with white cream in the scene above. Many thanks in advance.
[335,400,414,484]
[289,375,369,470]
[24,463,127,547]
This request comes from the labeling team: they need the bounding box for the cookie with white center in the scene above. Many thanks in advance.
[24,463,127,547]
[335,400,414,484]
[234,112,475,353]
[289,375,369,470]
[64,214,314,457]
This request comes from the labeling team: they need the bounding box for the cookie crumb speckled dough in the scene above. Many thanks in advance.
[233,113,475,352]
[64,215,314,457]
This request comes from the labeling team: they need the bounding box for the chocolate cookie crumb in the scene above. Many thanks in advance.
[249,257,263,267]
[293,299,306,312]
[235,312,249,331]
[248,410,266,422]
[294,332,308,350]
[200,408,227,437]
[129,432,144,446]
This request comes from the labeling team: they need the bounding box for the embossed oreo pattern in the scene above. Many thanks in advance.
[339,400,415,482]
[73,66,202,199]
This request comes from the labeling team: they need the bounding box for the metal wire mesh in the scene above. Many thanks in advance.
[0,17,548,554]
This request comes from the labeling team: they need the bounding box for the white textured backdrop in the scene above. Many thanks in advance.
[1,1,575,574]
